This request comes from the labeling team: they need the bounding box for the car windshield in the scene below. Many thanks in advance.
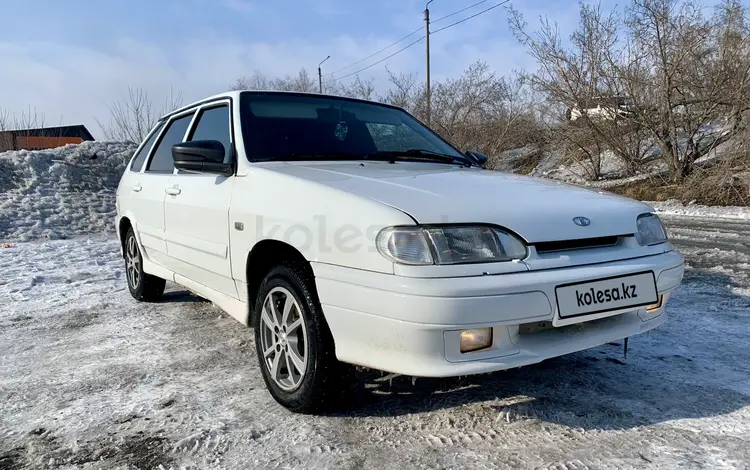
[239,92,469,165]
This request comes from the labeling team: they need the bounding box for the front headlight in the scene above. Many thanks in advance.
[636,213,668,246]
[376,225,527,265]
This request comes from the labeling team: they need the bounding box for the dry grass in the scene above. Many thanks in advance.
[607,159,750,206]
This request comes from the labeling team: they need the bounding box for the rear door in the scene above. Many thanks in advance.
[133,111,195,267]
[163,100,238,298]
[119,121,163,223]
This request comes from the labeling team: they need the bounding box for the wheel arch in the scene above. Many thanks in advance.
[245,239,317,324]
[118,216,133,258]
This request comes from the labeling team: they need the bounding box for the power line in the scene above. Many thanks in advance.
[334,35,425,81]
[328,1,491,77]
[432,0,488,24]
[432,0,509,35]
[326,27,422,76]
[331,0,510,82]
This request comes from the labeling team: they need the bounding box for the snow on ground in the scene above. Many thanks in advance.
[650,200,750,220]
[532,144,667,185]
[0,142,136,242]
[1,216,749,469]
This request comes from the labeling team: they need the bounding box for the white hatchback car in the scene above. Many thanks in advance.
[567,96,636,122]
[116,91,684,413]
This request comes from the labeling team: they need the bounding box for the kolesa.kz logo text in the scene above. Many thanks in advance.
[576,283,638,306]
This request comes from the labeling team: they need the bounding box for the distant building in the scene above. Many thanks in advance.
[0,125,95,152]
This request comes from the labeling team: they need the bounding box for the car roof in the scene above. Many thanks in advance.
[160,90,405,121]
[159,91,241,121]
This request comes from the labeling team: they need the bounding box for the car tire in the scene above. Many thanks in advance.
[124,227,166,302]
[253,262,351,414]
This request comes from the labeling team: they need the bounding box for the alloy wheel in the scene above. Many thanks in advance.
[125,236,141,290]
[259,287,309,391]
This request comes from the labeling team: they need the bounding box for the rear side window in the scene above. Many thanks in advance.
[188,105,232,163]
[129,122,164,172]
[147,113,195,173]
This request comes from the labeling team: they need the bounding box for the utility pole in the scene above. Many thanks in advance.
[318,55,330,94]
[424,1,433,126]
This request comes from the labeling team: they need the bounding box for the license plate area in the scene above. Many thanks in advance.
[555,271,658,319]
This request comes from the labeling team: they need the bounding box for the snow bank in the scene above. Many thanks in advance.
[649,199,750,220]
[0,141,137,241]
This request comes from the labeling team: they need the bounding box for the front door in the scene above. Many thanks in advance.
[163,103,237,298]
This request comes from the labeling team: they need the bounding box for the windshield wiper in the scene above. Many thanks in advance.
[274,149,471,166]
[276,152,367,162]
[367,149,471,166]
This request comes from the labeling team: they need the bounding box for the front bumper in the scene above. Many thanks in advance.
[313,250,684,377]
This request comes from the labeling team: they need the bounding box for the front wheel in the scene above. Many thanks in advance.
[253,263,350,413]
[124,228,165,302]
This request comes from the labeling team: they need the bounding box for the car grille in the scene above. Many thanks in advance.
[533,235,623,254]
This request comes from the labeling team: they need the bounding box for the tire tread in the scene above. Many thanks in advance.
[254,260,352,414]
[125,228,166,302]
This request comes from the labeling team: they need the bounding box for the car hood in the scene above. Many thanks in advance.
[267,161,653,243]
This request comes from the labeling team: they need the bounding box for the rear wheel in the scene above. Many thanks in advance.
[253,263,351,413]
[124,228,165,302]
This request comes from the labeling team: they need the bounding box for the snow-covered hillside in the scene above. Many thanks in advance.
[489,121,749,198]
[0,142,137,241]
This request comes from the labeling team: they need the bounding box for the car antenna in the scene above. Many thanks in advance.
[623,337,629,359]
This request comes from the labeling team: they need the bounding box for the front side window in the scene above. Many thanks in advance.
[239,92,468,164]
[188,105,232,163]
[129,121,164,172]
[147,112,194,173]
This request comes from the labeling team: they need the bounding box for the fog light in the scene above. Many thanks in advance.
[460,328,493,353]
[646,295,664,312]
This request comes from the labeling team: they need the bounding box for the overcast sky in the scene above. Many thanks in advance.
[0,0,713,138]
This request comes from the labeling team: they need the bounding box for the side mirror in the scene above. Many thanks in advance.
[465,150,489,168]
[172,140,232,176]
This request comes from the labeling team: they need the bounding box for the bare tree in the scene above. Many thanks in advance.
[509,3,638,179]
[231,69,377,101]
[0,107,11,132]
[510,0,750,181]
[337,76,377,100]
[97,86,183,143]
[232,69,318,93]
[0,107,11,151]
[270,69,318,93]
[0,106,53,151]
[8,105,48,130]
[231,72,271,91]
[376,68,424,112]
[229,63,544,161]
[423,62,543,158]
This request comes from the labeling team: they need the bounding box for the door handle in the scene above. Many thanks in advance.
[131,184,142,192]
[165,187,181,196]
